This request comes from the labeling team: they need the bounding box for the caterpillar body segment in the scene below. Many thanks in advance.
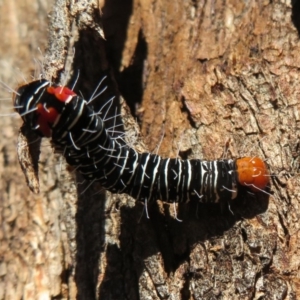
[14,79,270,203]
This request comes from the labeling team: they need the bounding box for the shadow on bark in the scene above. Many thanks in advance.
[102,0,146,115]
[291,0,300,37]
[96,192,269,298]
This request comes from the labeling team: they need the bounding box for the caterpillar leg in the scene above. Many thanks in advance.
[173,202,183,222]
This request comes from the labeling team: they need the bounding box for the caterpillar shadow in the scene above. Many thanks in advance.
[97,190,269,299]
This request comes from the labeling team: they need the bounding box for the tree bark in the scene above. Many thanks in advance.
[1,0,300,299]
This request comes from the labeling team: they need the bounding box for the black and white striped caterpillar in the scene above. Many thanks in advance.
[14,79,270,204]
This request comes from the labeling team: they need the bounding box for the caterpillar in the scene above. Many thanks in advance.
[13,79,270,205]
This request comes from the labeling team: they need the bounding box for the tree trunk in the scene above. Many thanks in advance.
[1,0,300,299]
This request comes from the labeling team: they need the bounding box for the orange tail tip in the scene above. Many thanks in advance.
[236,157,269,192]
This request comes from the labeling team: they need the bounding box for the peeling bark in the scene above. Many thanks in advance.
[1,0,300,299]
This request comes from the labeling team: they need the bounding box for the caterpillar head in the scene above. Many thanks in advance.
[236,157,269,192]
[14,80,76,137]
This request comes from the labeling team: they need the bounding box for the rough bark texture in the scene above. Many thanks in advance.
[1,0,300,299]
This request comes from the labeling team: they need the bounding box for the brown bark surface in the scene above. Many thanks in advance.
[1,0,300,299]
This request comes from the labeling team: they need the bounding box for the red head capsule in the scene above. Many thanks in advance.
[36,104,59,137]
[236,157,269,192]
[36,86,76,137]
[46,86,76,102]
